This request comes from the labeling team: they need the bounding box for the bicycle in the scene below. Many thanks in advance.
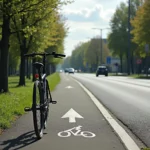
[24,51,65,139]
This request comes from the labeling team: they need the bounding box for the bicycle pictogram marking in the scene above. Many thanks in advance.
[58,125,96,138]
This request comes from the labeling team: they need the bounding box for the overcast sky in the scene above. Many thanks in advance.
[61,0,127,56]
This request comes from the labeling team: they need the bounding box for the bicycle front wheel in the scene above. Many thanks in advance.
[32,81,44,139]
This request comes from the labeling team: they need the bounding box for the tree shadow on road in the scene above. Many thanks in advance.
[0,131,38,150]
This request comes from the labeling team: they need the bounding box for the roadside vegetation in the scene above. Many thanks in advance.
[0,73,60,132]
[62,0,150,76]
[108,73,150,79]
[0,0,72,93]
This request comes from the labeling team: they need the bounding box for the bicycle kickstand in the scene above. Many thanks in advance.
[50,100,57,104]
[24,107,32,112]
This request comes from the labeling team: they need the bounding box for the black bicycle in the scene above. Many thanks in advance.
[24,51,65,139]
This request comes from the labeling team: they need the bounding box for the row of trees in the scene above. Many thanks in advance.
[0,0,71,92]
[63,0,150,74]
[108,0,144,73]
[62,38,110,72]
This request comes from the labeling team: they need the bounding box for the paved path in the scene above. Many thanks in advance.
[0,73,140,150]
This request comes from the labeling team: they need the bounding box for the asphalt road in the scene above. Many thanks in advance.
[71,73,150,147]
[0,73,128,150]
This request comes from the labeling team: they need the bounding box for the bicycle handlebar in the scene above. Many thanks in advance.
[24,51,66,58]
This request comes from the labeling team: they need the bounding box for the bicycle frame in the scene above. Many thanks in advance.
[34,54,47,101]
[24,51,66,109]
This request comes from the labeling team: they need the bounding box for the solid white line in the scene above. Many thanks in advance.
[74,79,140,150]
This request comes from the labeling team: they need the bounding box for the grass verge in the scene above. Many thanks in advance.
[108,73,150,79]
[0,73,60,131]
[129,74,150,79]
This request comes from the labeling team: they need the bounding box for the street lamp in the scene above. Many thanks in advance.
[127,0,131,75]
[92,27,110,65]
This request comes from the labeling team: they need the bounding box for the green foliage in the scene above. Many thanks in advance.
[10,0,69,52]
[131,0,150,56]
[85,38,110,66]
[62,38,110,72]
[62,56,71,68]
[108,0,140,58]
[85,38,99,66]
[108,2,128,58]
[69,42,90,70]
[0,0,70,78]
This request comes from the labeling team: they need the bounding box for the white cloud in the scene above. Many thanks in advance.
[62,0,127,56]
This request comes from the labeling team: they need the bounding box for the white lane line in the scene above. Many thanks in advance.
[74,79,140,150]
[65,86,73,89]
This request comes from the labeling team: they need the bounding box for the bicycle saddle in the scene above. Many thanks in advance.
[33,62,44,70]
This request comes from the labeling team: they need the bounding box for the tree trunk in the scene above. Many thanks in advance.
[26,57,29,79]
[131,51,134,74]
[28,59,31,79]
[19,48,26,86]
[120,54,123,73]
[0,15,10,92]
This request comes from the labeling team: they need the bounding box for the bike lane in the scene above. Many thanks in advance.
[25,73,127,150]
[0,73,128,150]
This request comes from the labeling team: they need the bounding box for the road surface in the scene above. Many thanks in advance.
[71,73,150,147]
[0,73,134,150]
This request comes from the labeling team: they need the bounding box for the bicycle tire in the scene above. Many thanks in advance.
[32,81,44,139]
[44,79,52,129]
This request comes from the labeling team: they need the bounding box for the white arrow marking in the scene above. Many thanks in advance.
[65,86,73,89]
[61,108,84,123]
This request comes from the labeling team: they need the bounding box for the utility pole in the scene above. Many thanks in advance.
[92,27,109,65]
[100,29,102,65]
[127,0,131,75]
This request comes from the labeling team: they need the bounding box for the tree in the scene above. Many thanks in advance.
[84,37,110,72]
[108,0,141,73]
[0,0,11,92]
[69,42,89,72]
[0,0,71,92]
[63,37,110,73]
[131,0,150,57]
[62,56,71,69]
[11,0,68,86]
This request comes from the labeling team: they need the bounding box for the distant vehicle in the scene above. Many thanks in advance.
[68,68,75,74]
[65,68,69,73]
[96,66,108,77]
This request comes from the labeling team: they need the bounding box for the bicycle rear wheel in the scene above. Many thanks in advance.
[32,81,44,139]
[44,79,52,129]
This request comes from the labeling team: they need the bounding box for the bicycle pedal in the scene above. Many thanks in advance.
[24,107,32,112]
[50,101,57,104]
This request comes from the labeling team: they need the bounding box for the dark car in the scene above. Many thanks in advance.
[65,68,69,73]
[96,66,108,77]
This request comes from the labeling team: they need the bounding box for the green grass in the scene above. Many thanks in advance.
[129,74,150,79]
[108,73,150,79]
[0,73,60,130]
